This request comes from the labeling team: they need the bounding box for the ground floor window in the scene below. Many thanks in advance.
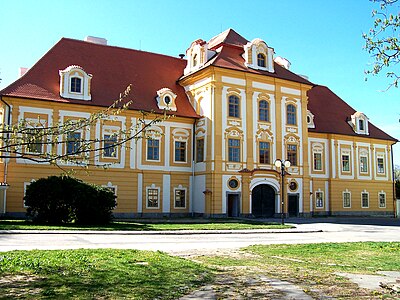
[379,192,386,208]
[343,191,351,208]
[174,189,186,208]
[315,191,324,208]
[147,188,159,208]
[361,191,369,208]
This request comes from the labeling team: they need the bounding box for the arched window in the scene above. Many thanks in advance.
[287,104,296,125]
[258,100,269,122]
[257,53,266,67]
[228,95,240,118]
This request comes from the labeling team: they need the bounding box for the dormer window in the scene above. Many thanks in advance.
[257,53,266,67]
[70,77,82,93]
[156,88,177,111]
[243,38,275,72]
[307,110,315,129]
[59,65,92,100]
[348,111,369,135]
[192,54,198,67]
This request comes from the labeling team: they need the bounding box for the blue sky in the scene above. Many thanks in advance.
[1,0,399,165]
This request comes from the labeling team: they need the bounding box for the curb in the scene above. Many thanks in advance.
[0,229,323,235]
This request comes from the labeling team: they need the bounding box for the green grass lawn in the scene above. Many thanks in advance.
[0,249,213,299]
[0,219,292,231]
[200,242,400,299]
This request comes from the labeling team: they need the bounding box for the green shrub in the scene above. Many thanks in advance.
[24,176,116,225]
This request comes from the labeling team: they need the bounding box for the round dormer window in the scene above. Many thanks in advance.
[228,178,239,189]
[164,95,171,105]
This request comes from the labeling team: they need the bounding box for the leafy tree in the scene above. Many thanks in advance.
[24,175,116,224]
[363,0,400,88]
[0,85,170,168]
[395,164,400,198]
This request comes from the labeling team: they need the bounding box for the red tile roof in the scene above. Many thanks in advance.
[307,85,397,142]
[1,38,199,118]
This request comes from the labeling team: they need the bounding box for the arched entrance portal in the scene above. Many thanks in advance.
[252,184,276,218]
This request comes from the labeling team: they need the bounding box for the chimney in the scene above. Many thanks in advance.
[84,36,107,45]
[19,67,28,77]
[274,56,291,70]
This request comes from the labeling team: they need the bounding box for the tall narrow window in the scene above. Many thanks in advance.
[257,53,266,67]
[315,191,324,208]
[360,156,368,173]
[342,155,350,172]
[175,189,186,208]
[66,131,81,155]
[192,54,198,67]
[70,77,82,93]
[175,141,186,162]
[287,144,297,166]
[196,138,204,163]
[359,119,364,131]
[377,157,385,174]
[258,100,269,122]
[147,139,159,161]
[147,189,159,208]
[361,192,369,208]
[259,141,270,164]
[103,134,117,158]
[313,153,322,171]
[228,95,240,118]
[228,139,240,162]
[379,193,386,208]
[287,104,296,125]
[343,192,351,208]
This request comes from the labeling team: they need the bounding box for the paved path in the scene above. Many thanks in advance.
[0,218,399,253]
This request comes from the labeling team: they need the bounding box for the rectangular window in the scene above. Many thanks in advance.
[361,192,369,208]
[287,144,297,166]
[228,139,240,162]
[379,193,386,208]
[66,131,81,155]
[313,153,322,171]
[174,141,186,162]
[70,77,82,93]
[259,141,270,164]
[228,95,240,118]
[147,139,160,161]
[103,134,117,158]
[342,155,350,172]
[315,191,324,208]
[174,189,186,208]
[377,158,385,174]
[147,189,159,208]
[360,156,368,173]
[196,138,204,163]
[343,192,351,208]
[26,128,43,154]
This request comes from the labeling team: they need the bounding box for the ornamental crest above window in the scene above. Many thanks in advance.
[156,88,177,111]
[59,65,92,100]
[243,38,275,72]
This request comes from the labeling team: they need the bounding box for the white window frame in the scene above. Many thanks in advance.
[360,155,368,174]
[102,182,118,196]
[174,186,187,209]
[361,190,369,208]
[315,190,324,209]
[146,138,161,162]
[146,185,160,209]
[342,190,351,208]
[377,156,385,174]
[378,191,386,208]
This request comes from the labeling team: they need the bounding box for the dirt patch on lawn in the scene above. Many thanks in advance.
[0,274,43,298]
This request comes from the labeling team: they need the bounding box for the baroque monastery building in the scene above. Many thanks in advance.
[0,29,397,218]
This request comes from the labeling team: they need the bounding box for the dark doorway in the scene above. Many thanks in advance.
[288,194,299,217]
[252,184,275,217]
[227,194,240,217]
